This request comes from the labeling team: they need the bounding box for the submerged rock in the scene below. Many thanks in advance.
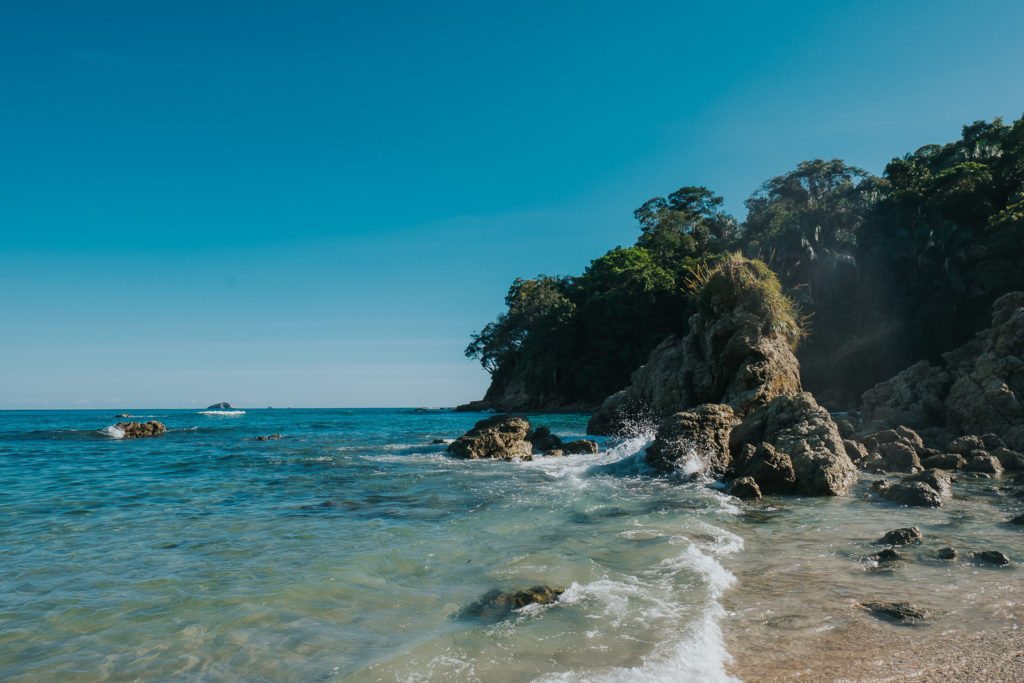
[866,548,903,565]
[115,421,166,439]
[460,585,564,620]
[447,415,533,461]
[646,403,739,476]
[860,601,930,624]
[878,527,924,546]
[255,433,282,441]
[937,547,958,560]
[972,550,1011,566]
[728,392,856,496]
[1010,514,1024,526]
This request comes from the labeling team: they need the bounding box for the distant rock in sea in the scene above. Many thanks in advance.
[206,402,234,410]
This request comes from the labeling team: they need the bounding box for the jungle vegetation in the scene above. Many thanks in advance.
[465,114,1024,409]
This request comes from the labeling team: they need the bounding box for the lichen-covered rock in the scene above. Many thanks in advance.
[588,258,802,435]
[447,415,533,460]
[646,404,740,476]
[728,392,856,496]
[116,421,166,438]
[729,476,762,499]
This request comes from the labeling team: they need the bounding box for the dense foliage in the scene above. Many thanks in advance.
[466,114,1024,409]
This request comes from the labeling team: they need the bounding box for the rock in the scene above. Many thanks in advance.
[992,447,1024,471]
[447,415,534,460]
[883,481,942,507]
[843,439,869,465]
[528,426,563,452]
[861,427,926,472]
[921,453,966,470]
[982,433,1007,450]
[728,392,856,496]
[206,402,234,410]
[431,438,448,444]
[114,413,134,418]
[937,547,958,560]
[878,527,924,546]
[460,585,564,620]
[115,421,166,439]
[646,404,739,476]
[255,433,282,441]
[837,419,856,439]
[972,550,1011,566]
[903,468,953,495]
[858,293,1024,452]
[588,257,802,435]
[562,439,600,455]
[866,547,903,564]
[729,476,762,500]
[860,601,930,624]
[859,360,952,432]
[732,443,796,493]
[454,400,492,412]
[949,435,986,455]
[1009,515,1024,525]
[965,455,1003,475]
[542,449,565,457]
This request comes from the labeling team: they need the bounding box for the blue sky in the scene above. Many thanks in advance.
[2,1,1023,408]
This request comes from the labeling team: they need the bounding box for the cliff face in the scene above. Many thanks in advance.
[859,291,1024,450]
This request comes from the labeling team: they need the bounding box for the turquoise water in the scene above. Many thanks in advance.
[0,409,741,681]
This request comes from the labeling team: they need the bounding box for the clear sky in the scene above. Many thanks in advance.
[2,1,1023,408]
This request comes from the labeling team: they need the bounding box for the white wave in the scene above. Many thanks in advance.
[100,425,125,439]
[535,530,740,683]
[198,410,246,416]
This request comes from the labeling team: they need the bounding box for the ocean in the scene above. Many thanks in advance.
[4,409,1023,681]
[0,409,741,681]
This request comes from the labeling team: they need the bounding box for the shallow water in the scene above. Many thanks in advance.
[0,409,742,681]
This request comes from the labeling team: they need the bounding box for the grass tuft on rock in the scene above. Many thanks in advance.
[687,253,807,349]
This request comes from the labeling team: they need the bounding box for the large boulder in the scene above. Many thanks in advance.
[588,257,802,435]
[646,403,740,476]
[447,415,534,460]
[116,421,167,438]
[727,392,857,496]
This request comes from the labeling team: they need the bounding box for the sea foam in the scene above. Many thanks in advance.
[198,410,246,416]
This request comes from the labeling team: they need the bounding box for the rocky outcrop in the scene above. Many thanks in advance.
[727,393,857,496]
[116,421,166,438]
[646,404,739,476]
[206,402,234,410]
[448,416,597,461]
[588,258,802,435]
[858,292,1024,450]
[859,427,928,472]
[447,415,534,460]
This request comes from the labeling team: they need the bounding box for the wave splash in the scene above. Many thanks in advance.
[100,425,126,439]
[198,410,246,416]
